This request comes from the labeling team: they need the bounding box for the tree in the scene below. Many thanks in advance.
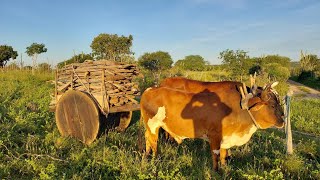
[138,51,173,71]
[300,51,319,72]
[265,63,290,81]
[0,45,18,68]
[138,51,173,84]
[57,53,94,68]
[175,55,206,71]
[262,55,291,69]
[219,49,249,81]
[90,33,133,61]
[26,43,47,74]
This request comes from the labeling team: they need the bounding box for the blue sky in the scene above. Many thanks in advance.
[1,0,319,66]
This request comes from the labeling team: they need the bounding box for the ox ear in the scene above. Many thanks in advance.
[250,102,266,111]
[248,96,261,107]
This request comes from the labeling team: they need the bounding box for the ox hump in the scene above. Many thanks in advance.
[147,106,166,134]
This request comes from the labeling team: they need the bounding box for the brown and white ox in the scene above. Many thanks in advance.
[140,78,284,171]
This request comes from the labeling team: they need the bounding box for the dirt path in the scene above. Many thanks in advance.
[287,80,320,99]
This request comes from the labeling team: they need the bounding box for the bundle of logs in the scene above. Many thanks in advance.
[50,60,140,112]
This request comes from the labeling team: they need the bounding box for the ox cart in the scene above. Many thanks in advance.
[50,60,140,145]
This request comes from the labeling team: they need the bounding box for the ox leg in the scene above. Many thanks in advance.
[220,148,228,167]
[145,128,160,156]
[209,140,221,171]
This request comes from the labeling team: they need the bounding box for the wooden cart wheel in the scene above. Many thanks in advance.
[116,111,133,132]
[55,90,100,145]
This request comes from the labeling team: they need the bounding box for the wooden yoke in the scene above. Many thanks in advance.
[240,82,253,109]
[240,81,261,129]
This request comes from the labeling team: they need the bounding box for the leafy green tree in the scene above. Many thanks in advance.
[0,45,18,67]
[57,53,94,68]
[175,55,206,71]
[26,43,47,74]
[138,51,173,84]
[248,55,291,77]
[265,63,290,81]
[138,51,173,71]
[90,33,133,61]
[300,51,319,72]
[262,55,291,69]
[219,49,249,81]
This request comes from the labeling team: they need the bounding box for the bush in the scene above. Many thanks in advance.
[298,71,314,81]
[265,63,290,81]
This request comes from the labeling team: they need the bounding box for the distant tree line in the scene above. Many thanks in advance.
[2,32,319,85]
[0,43,48,74]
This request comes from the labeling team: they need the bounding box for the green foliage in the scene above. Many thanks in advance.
[178,70,230,82]
[136,70,157,92]
[300,52,319,72]
[57,53,93,68]
[264,63,290,81]
[262,55,291,69]
[291,98,320,135]
[137,51,173,85]
[0,45,18,67]
[293,75,320,90]
[26,43,47,57]
[90,33,133,61]
[292,52,320,89]
[175,55,206,71]
[138,51,173,71]
[219,49,250,81]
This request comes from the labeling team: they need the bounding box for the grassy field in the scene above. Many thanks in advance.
[0,71,319,179]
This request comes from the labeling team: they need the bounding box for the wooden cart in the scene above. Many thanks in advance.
[50,60,140,145]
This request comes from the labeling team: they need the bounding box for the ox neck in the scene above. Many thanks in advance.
[246,109,261,129]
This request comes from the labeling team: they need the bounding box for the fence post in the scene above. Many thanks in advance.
[286,90,293,154]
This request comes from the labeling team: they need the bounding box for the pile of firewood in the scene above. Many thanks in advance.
[51,60,140,109]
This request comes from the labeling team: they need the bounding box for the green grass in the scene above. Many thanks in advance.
[0,70,319,179]
[290,98,320,135]
[182,70,230,82]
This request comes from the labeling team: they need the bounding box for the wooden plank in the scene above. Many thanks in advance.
[109,103,140,113]
[58,82,71,92]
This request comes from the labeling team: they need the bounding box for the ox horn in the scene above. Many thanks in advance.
[250,72,257,95]
[240,82,254,109]
[271,81,279,88]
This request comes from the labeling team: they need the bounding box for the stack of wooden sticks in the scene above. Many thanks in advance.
[51,60,140,109]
